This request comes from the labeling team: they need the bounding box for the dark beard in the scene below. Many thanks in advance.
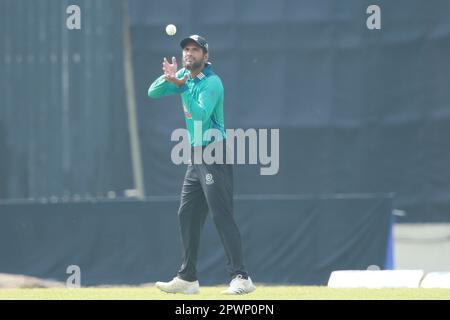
[183,60,203,70]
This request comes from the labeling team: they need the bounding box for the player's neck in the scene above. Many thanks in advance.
[189,63,205,78]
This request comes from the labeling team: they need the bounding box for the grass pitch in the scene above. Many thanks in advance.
[0,285,450,300]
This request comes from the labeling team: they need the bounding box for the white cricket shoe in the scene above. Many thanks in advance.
[155,276,199,294]
[222,275,256,295]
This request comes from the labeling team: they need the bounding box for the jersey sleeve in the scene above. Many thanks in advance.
[147,69,187,98]
[180,76,222,121]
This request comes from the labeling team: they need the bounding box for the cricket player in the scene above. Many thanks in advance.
[148,35,256,294]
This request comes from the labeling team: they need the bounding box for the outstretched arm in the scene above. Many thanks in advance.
[148,57,187,98]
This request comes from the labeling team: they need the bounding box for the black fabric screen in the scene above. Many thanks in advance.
[0,196,392,285]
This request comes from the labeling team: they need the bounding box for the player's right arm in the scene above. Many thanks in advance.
[147,69,186,98]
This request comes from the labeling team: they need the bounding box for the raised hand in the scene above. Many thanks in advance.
[162,56,177,77]
[163,56,188,87]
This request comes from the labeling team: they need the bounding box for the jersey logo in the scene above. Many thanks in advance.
[205,173,214,185]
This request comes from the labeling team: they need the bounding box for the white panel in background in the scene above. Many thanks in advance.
[420,272,450,288]
[328,270,424,288]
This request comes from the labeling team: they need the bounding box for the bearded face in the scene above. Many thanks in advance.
[182,42,207,70]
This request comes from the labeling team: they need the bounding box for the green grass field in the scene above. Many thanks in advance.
[1,286,450,300]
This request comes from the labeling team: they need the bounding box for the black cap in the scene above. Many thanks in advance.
[180,35,209,53]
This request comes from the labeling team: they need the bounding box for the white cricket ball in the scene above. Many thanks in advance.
[165,24,177,36]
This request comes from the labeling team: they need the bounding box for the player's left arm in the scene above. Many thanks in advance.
[180,76,222,122]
